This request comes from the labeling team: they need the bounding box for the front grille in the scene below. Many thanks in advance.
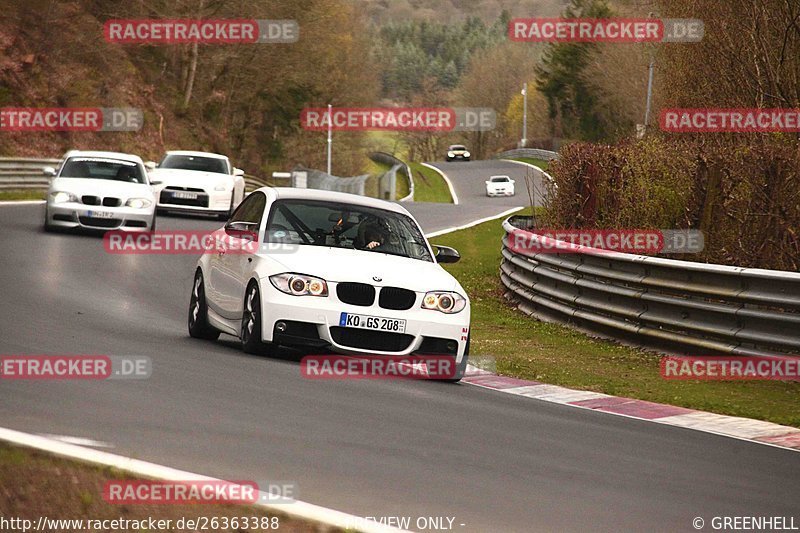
[159,190,209,207]
[379,287,416,310]
[102,197,121,207]
[82,195,101,205]
[336,282,375,306]
[329,326,413,352]
[78,216,121,228]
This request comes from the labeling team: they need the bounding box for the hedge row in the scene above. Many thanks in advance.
[541,136,800,270]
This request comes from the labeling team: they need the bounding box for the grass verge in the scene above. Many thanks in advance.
[0,189,46,201]
[408,163,452,203]
[508,157,551,171]
[430,213,800,428]
[0,442,329,532]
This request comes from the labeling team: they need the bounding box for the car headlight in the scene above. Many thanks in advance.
[421,291,467,314]
[463,151,471,157]
[447,151,455,157]
[125,198,153,209]
[50,191,78,204]
[269,273,328,297]
[214,184,229,191]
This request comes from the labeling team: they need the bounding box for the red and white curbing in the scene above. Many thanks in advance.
[462,365,800,452]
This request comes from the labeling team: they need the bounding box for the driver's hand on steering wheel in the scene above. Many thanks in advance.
[366,241,381,249]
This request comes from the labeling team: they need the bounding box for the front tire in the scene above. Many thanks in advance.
[241,281,266,354]
[188,270,220,340]
[43,206,55,232]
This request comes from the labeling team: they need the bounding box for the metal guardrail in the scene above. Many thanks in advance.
[0,157,270,192]
[369,151,414,202]
[243,174,269,192]
[501,216,800,357]
[0,158,61,189]
[494,148,559,162]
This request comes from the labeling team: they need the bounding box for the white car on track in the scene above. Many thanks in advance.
[43,150,156,232]
[188,188,472,380]
[485,175,515,197]
[147,150,246,220]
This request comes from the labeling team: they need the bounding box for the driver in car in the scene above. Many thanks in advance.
[357,218,402,254]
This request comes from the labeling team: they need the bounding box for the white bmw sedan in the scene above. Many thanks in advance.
[148,150,246,219]
[43,150,156,232]
[188,188,471,380]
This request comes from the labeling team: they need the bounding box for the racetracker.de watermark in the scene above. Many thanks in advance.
[103,230,298,255]
[103,480,258,505]
[300,107,496,132]
[509,18,704,43]
[661,108,800,132]
[661,356,800,381]
[104,19,298,43]
[508,229,704,255]
[0,108,142,132]
[301,355,461,380]
[0,355,151,380]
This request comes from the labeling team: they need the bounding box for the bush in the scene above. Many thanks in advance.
[542,136,800,270]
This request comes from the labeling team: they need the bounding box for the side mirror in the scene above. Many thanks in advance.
[233,168,245,177]
[43,166,56,177]
[434,245,460,264]
[224,221,258,241]
[144,161,157,171]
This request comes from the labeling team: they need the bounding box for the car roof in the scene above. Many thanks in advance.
[449,144,467,149]
[164,150,229,160]
[62,150,144,164]
[258,187,411,216]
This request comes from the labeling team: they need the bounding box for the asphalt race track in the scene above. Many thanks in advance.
[1,163,799,532]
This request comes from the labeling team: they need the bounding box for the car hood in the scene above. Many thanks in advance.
[50,177,154,199]
[262,245,461,293]
[150,168,230,188]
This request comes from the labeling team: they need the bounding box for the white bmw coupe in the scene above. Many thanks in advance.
[188,188,471,380]
[43,150,156,232]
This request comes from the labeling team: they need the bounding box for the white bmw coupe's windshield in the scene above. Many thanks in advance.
[60,157,146,184]
[265,199,433,263]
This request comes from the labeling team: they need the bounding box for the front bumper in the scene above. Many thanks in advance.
[259,282,470,363]
[46,201,154,231]
[156,188,232,214]
[487,189,515,196]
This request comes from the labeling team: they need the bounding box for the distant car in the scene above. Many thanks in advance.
[43,150,156,232]
[188,187,472,381]
[147,150,246,220]
[485,175,515,197]
[446,144,471,162]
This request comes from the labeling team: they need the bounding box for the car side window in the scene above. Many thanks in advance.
[229,192,266,225]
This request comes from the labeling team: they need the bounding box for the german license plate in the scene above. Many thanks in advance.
[173,191,198,200]
[339,312,406,333]
[87,210,113,219]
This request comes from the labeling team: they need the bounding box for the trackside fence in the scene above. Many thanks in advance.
[501,216,800,358]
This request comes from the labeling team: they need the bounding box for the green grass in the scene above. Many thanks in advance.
[509,157,551,171]
[409,162,453,203]
[365,160,410,200]
[430,213,800,428]
[0,189,46,201]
